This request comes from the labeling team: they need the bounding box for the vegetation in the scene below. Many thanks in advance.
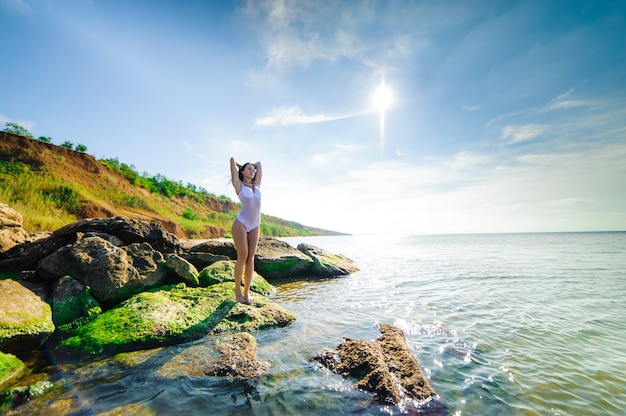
[0,125,342,238]
[3,122,33,139]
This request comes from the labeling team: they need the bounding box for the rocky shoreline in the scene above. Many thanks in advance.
[0,203,437,413]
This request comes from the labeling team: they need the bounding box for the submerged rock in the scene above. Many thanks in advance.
[156,332,271,380]
[312,323,436,405]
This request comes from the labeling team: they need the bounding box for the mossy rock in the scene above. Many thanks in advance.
[0,352,24,388]
[198,260,276,296]
[0,379,54,412]
[56,283,294,357]
[0,279,55,352]
[52,276,102,334]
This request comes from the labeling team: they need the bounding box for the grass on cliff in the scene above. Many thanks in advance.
[0,143,331,237]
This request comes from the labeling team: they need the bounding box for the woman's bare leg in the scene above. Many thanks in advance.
[243,226,260,303]
[231,219,248,303]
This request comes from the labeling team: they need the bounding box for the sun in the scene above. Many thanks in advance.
[372,83,393,111]
[372,81,393,147]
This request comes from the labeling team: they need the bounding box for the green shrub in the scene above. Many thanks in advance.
[3,122,33,138]
[182,207,199,220]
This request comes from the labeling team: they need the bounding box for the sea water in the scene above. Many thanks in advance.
[14,232,626,415]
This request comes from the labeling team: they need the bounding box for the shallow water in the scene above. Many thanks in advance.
[9,232,626,415]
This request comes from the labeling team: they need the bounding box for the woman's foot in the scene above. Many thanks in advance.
[244,295,255,305]
[235,290,246,304]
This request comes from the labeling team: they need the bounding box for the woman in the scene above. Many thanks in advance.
[230,157,262,304]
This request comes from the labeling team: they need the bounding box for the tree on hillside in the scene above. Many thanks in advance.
[37,136,53,143]
[75,144,87,152]
[60,141,74,149]
[3,122,33,138]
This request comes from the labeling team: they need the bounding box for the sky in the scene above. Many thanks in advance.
[1,0,625,235]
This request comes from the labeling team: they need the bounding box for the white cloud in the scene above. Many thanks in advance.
[463,104,481,111]
[501,124,549,144]
[0,114,35,132]
[254,105,368,127]
[264,143,626,234]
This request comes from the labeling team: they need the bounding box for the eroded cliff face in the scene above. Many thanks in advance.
[0,131,237,238]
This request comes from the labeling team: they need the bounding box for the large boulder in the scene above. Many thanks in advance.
[312,323,436,405]
[38,237,164,304]
[189,239,236,258]
[180,251,230,270]
[122,242,169,287]
[0,279,55,354]
[0,233,76,273]
[0,204,28,254]
[255,237,314,279]
[297,243,359,276]
[52,216,181,254]
[55,283,295,357]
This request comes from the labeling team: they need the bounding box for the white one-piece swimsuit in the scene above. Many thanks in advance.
[236,185,261,232]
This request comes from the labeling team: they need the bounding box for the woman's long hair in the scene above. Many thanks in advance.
[238,162,256,182]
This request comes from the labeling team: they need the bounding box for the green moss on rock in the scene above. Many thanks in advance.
[198,260,276,295]
[57,283,294,357]
[0,352,24,388]
[53,278,102,333]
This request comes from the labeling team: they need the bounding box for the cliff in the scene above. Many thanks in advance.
[0,132,343,238]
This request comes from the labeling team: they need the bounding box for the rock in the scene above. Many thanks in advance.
[189,239,236,258]
[255,237,314,279]
[51,276,101,332]
[0,352,25,388]
[163,254,200,286]
[0,233,75,273]
[122,242,169,287]
[0,379,54,411]
[0,216,181,273]
[312,323,435,405]
[198,260,276,296]
[52,216,181,254]
[156,332,271,380]
[180,251,230,270]
[0,204,28,254]
[55,283,295,357]
[38,237,160,304]
[297,243,359,276]
[0,279,55,354]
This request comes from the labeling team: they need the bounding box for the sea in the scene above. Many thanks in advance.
[12,232,626,415]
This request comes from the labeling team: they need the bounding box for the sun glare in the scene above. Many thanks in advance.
[372,81,393,147]
[372,84,393,111]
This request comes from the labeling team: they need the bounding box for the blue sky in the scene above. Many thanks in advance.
[1,0,625,235]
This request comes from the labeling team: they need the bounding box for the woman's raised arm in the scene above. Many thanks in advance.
[230,157,242,194]
[253,161,262,187]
